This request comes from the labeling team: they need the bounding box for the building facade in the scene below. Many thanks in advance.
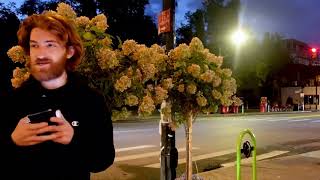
[280,39,320,110]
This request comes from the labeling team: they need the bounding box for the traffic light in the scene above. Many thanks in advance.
[311,48,317,59]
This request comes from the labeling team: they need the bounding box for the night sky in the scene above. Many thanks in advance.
[3,0,320,46]
[147,0,320,46]
[240,0,320,46]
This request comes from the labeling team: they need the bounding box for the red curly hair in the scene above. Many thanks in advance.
[17,12,84,71]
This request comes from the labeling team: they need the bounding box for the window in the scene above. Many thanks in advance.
[304,95,319,104]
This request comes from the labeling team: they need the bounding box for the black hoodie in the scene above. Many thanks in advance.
[0,72,115,180]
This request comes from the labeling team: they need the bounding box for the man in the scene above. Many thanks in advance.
[0,12,115,180]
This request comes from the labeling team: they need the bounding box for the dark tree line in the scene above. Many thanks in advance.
[18,0,159,46]
[0,2,20,96]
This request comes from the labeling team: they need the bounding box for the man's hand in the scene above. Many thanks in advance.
[50,110,74,145]
[11,117,57,146]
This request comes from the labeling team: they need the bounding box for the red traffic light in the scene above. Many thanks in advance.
[311,48,318,59]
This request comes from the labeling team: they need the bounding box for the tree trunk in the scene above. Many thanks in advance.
[185,111,193,180]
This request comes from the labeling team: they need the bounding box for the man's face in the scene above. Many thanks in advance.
[29,27,71,82]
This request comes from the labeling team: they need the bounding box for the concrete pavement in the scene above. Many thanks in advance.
[198,150,320,180]
[94,150,320,180]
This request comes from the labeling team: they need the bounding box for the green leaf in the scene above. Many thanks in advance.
[83,32,96,41]
[83,41,92,47]
[117,36,123,49]
[90,26,105,36]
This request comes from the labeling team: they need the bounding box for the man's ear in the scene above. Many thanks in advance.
[66,46,75,59]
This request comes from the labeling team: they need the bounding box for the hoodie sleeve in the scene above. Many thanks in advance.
[84,92,115,173]
[0,94,19,174]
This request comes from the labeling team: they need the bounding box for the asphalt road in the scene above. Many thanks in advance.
[92,112,320,180]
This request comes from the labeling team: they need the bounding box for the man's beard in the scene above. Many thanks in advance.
[30,57,67,82]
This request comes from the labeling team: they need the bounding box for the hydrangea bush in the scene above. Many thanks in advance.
[163,37,237,124]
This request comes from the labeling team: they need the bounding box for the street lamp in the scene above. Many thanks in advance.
[316,76,318,111]
[310,48,318,110]
[231,29,247,46]
[230,29,248,111]
[311,48,317,59]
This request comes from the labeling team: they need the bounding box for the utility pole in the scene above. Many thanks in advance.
[158,0,178,179]
[316,76,318,111]
[160,0,175,50]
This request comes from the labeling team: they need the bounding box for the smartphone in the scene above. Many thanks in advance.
[28,109,56,125]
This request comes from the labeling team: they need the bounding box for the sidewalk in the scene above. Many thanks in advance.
[198,151,320,180]
[93,150,320,180]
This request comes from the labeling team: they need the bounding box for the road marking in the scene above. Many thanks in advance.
[267,118,288,122]
[247,118,271,121]
[290,119,313,122]
[289,114,320,119]
[249,117,272,121]
[300,150,320,159]
[247,119,260,121]
[114,128,157,133]
[221,150,289,167]
[311,120,320,123]
[115,147,199,162]
[267,119,285,122]
[248,118,287,122]
[116,145,156,152]
[144,149,235,168]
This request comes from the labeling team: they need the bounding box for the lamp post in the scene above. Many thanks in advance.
[316,76,318,111]
[311,48,318,111]
[231,29,247,111]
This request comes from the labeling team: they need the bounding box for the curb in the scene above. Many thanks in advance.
[113,110,315,123]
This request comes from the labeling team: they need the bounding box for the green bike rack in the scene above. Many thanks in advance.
[236,129,257,180]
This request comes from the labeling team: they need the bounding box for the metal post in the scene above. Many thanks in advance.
[161,123,177,180]
[160,101,178,180]
[236,129,257,180]
[241,104,244,114]
[300,91,304,111]
[316,77,318,111]
[302,95,305,111]
[160,1,177,179]
[160,123,168,180]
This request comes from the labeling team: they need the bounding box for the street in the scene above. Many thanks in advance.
[92,112,320,179]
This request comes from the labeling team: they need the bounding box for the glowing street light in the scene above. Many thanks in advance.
[231,29,247,45]
[311,48,317,59]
